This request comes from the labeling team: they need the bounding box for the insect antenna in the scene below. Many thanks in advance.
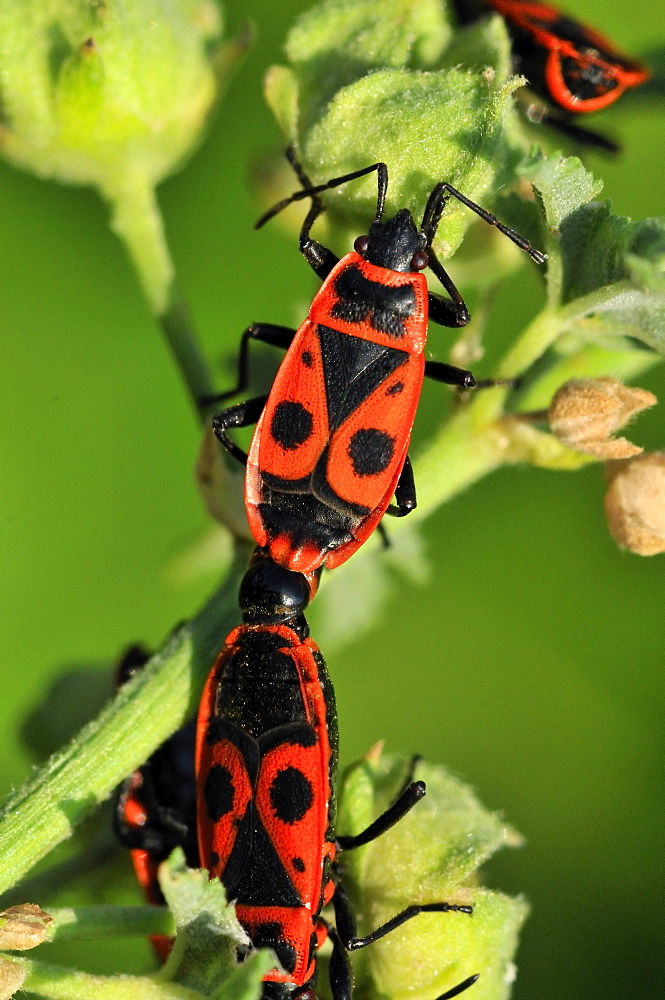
[420,181,546,264]
[256,148,389,229]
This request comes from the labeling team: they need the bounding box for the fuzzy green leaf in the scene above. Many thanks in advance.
[506,152,665,362]
[264,0,535,268]
[301,67,524,258]
[283,0,452,135]
[158,851,250,997]
[522,151,603,231]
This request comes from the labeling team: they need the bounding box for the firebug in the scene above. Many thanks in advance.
[212,152,545,575]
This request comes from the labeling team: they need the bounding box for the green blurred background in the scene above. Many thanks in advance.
[0,1,662,998]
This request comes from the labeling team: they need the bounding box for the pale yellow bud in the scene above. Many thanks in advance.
[604,452,665,556]
[0,958,26,1000]
[548,378,656,459]
[0,903,52,950]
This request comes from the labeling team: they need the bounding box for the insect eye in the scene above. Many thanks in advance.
[411,250,429,271]
[354,235,369,256]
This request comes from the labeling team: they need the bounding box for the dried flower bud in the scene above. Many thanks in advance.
[604,452,665,555]
[0,958,26,999]
[0,903,52,950]
[549,378,657,459]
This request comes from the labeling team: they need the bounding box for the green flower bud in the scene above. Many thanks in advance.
[0,0,225,312]
[264,0,528,260]
[338,748,527,1000]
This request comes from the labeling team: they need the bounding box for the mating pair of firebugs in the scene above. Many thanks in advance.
[116,3,649,995]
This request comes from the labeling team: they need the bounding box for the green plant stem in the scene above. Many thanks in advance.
[104,172,174,316]
[46,906,174,943]
[160,294,218,417]
[413,402,514,515]
[494,279,645,388]
[1,956,200,1000]
[495,305,562,384]
[0,545,251,897]
[103,172,217,417]
[0,838,119,909]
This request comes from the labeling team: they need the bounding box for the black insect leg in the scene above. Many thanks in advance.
[298,195,343,281]
[377,522,391,549]
[282,147,336,279]
[332,878,473,953]
[526,103,619,153]
[256,147,389,280]
[386,454,417,517]
[330,886,478,1000]
[336,770,426,852]
[325,920,353,1000]
[437,976,481,1000]
[425,359,476,389]
[421,183,546,264]
[428,273,470,329]
[212,395,269,467]
[425,359,518,393]
[199,324,296,412]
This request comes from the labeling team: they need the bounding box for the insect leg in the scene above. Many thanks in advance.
[386,454,417,517]
[422,183,546,264]
[425,360,518,392]
[437,976,481,999]
[332,878,473,952]
[336,772,426,852]
[211,395,269,467]
[113,774,185,857]
[324,920,353,1000]
[428,275,470,329]
[424,360,476,389]
[199,324,296,412]
[256,148,389,280]
[525,103,619,152]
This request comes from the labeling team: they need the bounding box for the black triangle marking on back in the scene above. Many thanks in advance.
[231,809,303,908]
[317,324,409,431]
[219,801,255,900]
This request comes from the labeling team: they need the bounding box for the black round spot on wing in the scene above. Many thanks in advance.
[292,856,306,873]
[301,350,313,367]
[209,851,220,867]
[203,764,235,822]
[348,428,395,477]
[385,381,404,396]
[271,401,314,451]
[270,766,314,824]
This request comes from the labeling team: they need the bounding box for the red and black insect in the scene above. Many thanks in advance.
[196,551,479,1000]
[114,645,198,962]
[453,0,650,149]
[212,153,544,576]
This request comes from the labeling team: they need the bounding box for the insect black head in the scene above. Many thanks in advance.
[239,553,312,625]
[362,209,427,272]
